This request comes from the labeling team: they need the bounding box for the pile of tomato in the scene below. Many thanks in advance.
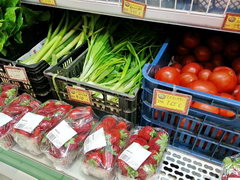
[154,32,240,117]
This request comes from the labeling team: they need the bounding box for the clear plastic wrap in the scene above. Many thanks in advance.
[40,106,98,170]
[0,83,18,110]
[0,93,41,150]
[12,100,72,155]
[115,126,169,180]
[80,115,132,180]
[222,154,240,180]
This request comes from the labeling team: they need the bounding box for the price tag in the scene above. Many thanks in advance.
[152,89,192,115]
[0,113,13,127]
[84,128,106,154]
[122,0,146,18]
[119,142,151,170]
[222,13,240,32]
[67,86,92,105]
[4,66,29,82]
[39,0,56,6]
[14,112,45,133]
[47,120,77,149]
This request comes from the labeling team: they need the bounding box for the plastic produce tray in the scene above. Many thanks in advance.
[44,43,140,123]
[141,40,240,164]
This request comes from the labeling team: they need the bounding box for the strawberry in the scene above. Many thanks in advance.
[118,159,138,178]
[119,129,129,140]
[116,121,128,129]
[102,151,114,169]
[137,162,156,180]
[14,129,31,137]
[85,151,102,167]
[138,126,157,141]
[128,135,139,145]
[73,121,95,134]
[49,146,63,159]
[101,116,117,130]
[112,145,121,154]
[105,129,121,145]
[2,84,15,91]
[31,127,41,137]
[131,137,149,149]
[146,150,160,165]
[149,133,168,152]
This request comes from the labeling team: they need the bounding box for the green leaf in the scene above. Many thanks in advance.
[4,7,20,34]
[0,0,20,8]
[0,31,8,53]
[126,166,138,178]
[14,31,22,44]
[143,145,150,149]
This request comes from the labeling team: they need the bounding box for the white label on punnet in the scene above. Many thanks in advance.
[47,120,77,149]
[84,128,106,154]
[228,178,240,180]
[14,112,44,133]
[0,113,13,127]
[119,142,151,170]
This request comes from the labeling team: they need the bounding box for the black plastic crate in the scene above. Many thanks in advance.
[44,43,140,124]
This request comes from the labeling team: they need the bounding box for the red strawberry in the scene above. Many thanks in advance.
[73,121,95,134]
[113,145,121,154]
[102,151,114,169]
[102,116,117,130]
[31,127,41,137]
[116,121,128,129]
[2,84,15,91]
[131,137,149,149]
[146,150,160,165]
[49,146,62,158]
[128,135,139,145]
[29,100,41,109]
[64,134,87,151]
[14,129,31,137]
[137,163,156,180]
[149,133,168,152]
[85,151,102,167]
[105,129,121,145]
[117,159,138,178]
[138,126,157,141]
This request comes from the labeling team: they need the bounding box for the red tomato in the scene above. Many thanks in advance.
[179,72,198,87]
[237,72,240,84]
[233,85,240,96]
[155,66,180,85]
[192,102,219,114]
[194,46,211,62]
[170,63,182,72]
[181,63,203,75]
[176,45,190,55]
[219,93,235,117]
[207,36,224,53]
[224,40,240,58]
[182,55,196,65]
[235,91,240,101]
[213,66,235,73]
[209,67,237,93]
[198,69,212,80]
[187,80,217,94]
[201,62,215,70]
[212,54,224,67]
[182,32,200,49]
[232,57,240,73]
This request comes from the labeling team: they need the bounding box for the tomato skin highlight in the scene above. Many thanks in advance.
[155,67,181,85]
[187,80,218,95]
[170,63,182,72]
[198,69,212,80]
[181,62,203,75]
[192,102,219,114]
[179,72,198,87]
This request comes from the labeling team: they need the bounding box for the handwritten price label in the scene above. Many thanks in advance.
[67,86,92,105]
[39,0,56,6]
[222,13,240,32]
[122,0,146,18]
[4,66,29,83]
[152,89,192,115]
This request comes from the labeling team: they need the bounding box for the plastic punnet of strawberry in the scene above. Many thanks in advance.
[39,106,98,170]
[80,115,132,180]
[222,154,240,180]
[12,100,72,155]
[116,126,169,180]
[0,93,41,150]
[0,83,18,110]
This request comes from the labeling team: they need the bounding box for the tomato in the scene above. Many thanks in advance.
[192,102,219,114]
[219,93,235,117]
[155,66,180,85]
[209,67,237,93]
[224,40,240,58]
[237,72,240,84]
[194,46,211,62]
[181,62,203,75]
[176,45,190,55]
[198,69,212,80]
[233,85,240,96]
[212,54,224,67]
[235,91,240,101]
[182,32,200,49]
[201,62,215,70]
[170,63,182,72]
[179,72,198,87]
[232,57,240,73]
[187,80,217,94]
[207,36,224,53]
[182,55,196,65]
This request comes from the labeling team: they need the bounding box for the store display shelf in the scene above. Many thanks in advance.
[1,144,222,180]
[22,0,239,33]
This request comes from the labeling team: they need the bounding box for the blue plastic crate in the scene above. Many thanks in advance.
[141,40,240,164]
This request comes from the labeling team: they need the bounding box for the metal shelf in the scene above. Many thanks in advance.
[22,0,240,33]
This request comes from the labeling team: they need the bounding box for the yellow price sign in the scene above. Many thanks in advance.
[39,0,56,6]
[67,86,93,105]
[152,89,192,115]
[222,13,240,32]
[122,0,146,18]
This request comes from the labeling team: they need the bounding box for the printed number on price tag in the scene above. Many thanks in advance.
[14,112,45,133]
[119,142,151,170]
[67,86,93,105]
[0,113,13,127]
[84,128,106,154]
[47,120,77,149]
[4,66,29,82]
[152,89,192,115]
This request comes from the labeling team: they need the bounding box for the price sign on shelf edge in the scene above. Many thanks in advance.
[67,86,93,105]
[39,0,56,6]
[222,13,240,32]
[4,66,29,83]
[152,88,192,115]
[122,0,146,18]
